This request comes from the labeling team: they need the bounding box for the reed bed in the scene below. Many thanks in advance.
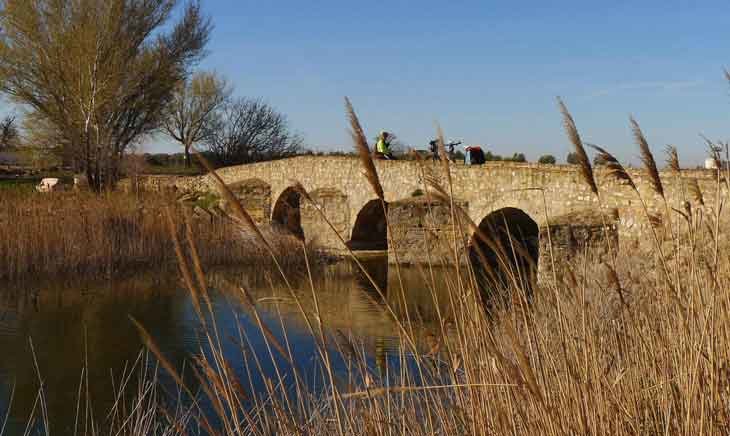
[7,99,730,435]
[0,189,309,280]
[128,100,729,435]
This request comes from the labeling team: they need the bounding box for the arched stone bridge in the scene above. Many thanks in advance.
[167,156,721,269]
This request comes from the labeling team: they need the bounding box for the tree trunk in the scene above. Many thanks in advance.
[184,142,192,168]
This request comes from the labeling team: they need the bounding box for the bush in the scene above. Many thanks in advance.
[538,154,556,165]
[566,151,580,165]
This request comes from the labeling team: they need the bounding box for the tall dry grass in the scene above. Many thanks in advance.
[0,189,309,280]
[117,99,730,435]
[6,100,730,435]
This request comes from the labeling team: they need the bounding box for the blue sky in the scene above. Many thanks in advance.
[179,0,730,163]
[168,1,729,164]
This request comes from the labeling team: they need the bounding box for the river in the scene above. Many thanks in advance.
[0,257,458,434]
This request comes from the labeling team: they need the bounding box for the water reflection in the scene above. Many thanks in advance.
[0,257,457,434]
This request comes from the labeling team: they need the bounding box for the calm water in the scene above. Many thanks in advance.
[0,258,455,434]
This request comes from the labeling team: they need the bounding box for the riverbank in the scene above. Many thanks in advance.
[0,189,319,281]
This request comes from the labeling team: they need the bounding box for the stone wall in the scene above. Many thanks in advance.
[538,210,619,276]
[388,197,469,265]
[301,188,350,250]
[224,179,271,224]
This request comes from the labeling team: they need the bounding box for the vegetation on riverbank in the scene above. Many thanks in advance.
[0,189,313,281]
[61,102,721,435]
[5,105,730,435]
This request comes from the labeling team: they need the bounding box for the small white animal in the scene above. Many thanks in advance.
[36,178,60,192]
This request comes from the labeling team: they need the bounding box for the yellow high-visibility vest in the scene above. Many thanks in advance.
[376,138,390,154]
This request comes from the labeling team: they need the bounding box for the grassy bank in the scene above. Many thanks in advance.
[0,189,311,281]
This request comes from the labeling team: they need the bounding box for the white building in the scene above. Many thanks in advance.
[705,158,729,170]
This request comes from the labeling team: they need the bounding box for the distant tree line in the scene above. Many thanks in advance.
[483,151,527,162]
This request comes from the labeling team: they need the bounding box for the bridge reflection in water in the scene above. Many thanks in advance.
[0,259,458,432]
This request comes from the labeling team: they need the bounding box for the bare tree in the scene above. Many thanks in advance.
[0,0,211,190]
[161,71,231,167]
[204,98,303,166]
[0,115,17,150]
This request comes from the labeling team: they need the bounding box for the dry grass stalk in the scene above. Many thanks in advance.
[587,144,637,191]
[631,116,664,199]
[13,100,730,436]
[557,97,598,196]
[688,178,705,206]
[345,97,384,201]
[193,147,273,251]
[666,145,681,173]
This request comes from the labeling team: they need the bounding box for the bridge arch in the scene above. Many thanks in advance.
[271,187,304,239]
[469,207,540,297]
[349,199,388,251]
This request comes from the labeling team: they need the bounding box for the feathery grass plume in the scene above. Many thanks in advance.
[687,178,705,206]
[345,97,384,200]
[647,213,663,229]
[701,135,730,192]
[701,135,722,169]
[665,145,681,173]
[557,97,598,196]
[631,117,664,199]
[587,144,637,191]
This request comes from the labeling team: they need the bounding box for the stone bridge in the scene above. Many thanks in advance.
[161,156,722,272]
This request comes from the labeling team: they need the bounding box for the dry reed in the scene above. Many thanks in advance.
[7,101,730,436]
[0,189,309,280]
[631,116,665,199]
[557,97,598,197]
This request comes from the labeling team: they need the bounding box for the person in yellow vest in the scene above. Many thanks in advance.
[375,131,394,160]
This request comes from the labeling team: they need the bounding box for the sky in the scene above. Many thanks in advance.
[153,1,730,164]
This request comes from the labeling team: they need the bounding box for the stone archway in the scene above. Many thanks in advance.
[348,199,388,251]
[271,187,304,239]
[470,207,540,301]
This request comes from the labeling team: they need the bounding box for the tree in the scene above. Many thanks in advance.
[510,152,527,163]
[0,0,211,190]
[162,71,231,167]
[20,111,66,169]
[0,115,17,150]
[485,151,502,161]
[567,152,580,165]
[538,154,556,165]
[204,97,303,166]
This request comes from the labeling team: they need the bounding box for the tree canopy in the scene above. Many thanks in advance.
[538,154,556,164]
[161,71,231,167]
[203,97,303,167]
[0,0,211,189]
